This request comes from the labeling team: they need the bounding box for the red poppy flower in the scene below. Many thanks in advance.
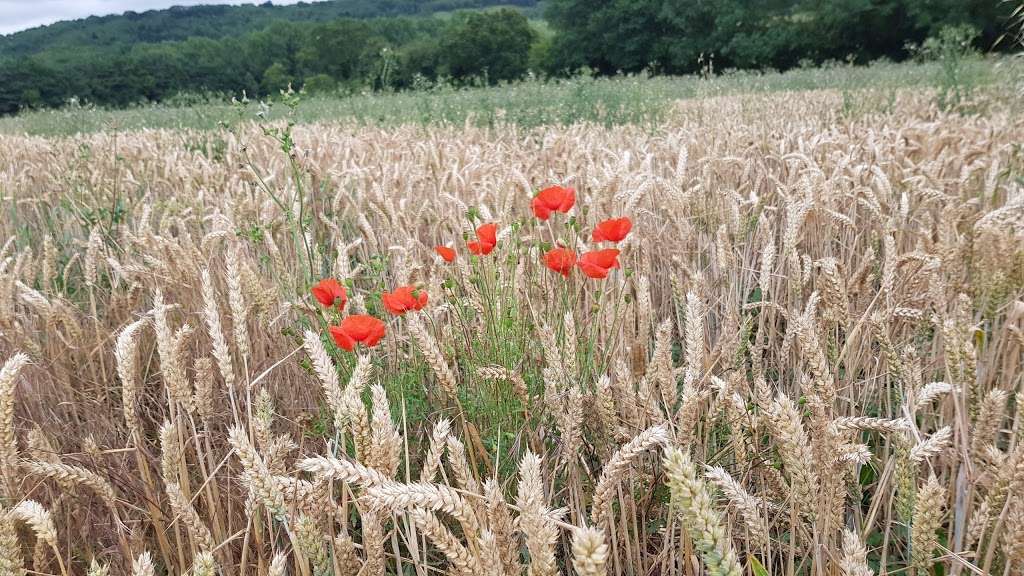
[531,186,576,220]
[578,249,621,279]
[467,241,493,255]
[329,315,386,351]
[311,278,347,310]
[592,217,632,243]
[476,223,497,245]
[434,246,456,263]
[381,286,428,316]
[468,223,498,256]
[543,247,577,277]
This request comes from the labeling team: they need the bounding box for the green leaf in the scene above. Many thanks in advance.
[750,556,770,576]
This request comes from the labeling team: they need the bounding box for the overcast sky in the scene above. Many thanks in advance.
[0,1,315,35]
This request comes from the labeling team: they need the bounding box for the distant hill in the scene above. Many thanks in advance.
[0,0,540,58]
[0,1,546,114]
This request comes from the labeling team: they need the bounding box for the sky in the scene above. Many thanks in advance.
[0,0,313,35]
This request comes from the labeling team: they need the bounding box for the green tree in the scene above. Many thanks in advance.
[261,62,294,95]
[543,0,1014,75]
[296,19,386,84]
[393,37,443,87]
[246,22,307,83]
[303,73,338,94]
[438,9,536,83]
[544,0,726,74]
[0,58,68,115]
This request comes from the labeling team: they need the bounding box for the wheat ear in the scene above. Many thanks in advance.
[517,451,558,576]
[0,353,29,495]
[406,311,460,403]
[663,447,742,576]
[267,552,287,576]
[131,551,155,576]
[297,455,389,487]
[0,510,24,576]
[591,424,670,528]
[840,529,874,576]
[910,475,945,573]
[411,508,478,576]
[22,461,119,516]
[365,480,479,537]
[571,526,609,576]
[420,419,450,483]
[704,465,769,550]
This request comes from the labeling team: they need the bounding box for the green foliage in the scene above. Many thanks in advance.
[261,62,294,95]
[911,25,984,109]
[438,9,536,83]
[0,4,540,115]
[543,0,1016,75]
[0,0,542,58]
[1005,1,1024,48]
[2,57,1018,137]
[1,0,1018,116]
[303,74,338,95]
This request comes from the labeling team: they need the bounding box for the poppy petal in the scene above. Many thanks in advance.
[533,186,575,219]
[434,246,456,262]
[543,247,577,277]
[328,325,355,351]
[476,223,498,246]
[531,197,552,220]
[557,188,576,212]
[381,292,404,316]
[365,323,386,347]
[578,261,610,279]
[468,240,494,255]
[578,249,621,279]
[311,285,332,307]
[312,279,347,310]
[592,217,632,243]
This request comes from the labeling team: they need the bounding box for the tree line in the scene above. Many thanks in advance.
[0,0,1015,115]
[543,0,1011,74]
[0,10,537,115]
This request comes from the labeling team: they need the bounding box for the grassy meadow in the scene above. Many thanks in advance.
[0,58,1023,576]
[0,56,1018,136]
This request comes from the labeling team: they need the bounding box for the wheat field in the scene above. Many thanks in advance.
[1,86,1023,575]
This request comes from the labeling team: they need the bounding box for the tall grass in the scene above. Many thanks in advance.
[0,56,1018,136]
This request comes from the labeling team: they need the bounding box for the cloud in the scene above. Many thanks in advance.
[0,1,311,35]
